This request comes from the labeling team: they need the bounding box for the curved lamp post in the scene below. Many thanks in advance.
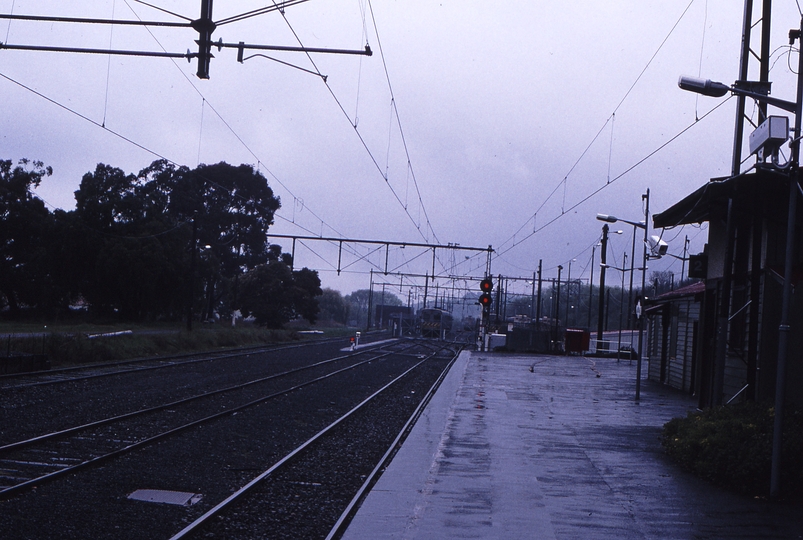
[597,196,650,402]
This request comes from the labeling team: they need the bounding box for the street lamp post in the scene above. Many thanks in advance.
[596,225,609,348]
[597,198,650,401]
[601,256,628,363]
[565,259,575,327]
[555,266,563,351]
[588,244,597,330]
[627,225,637,329]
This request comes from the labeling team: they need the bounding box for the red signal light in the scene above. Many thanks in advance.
[479,293,492,307]
[479,278,493,293]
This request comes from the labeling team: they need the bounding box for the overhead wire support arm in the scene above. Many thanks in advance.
[0,1,367,80]
[0,42,194,59]
[230,41,372,63]
[0,12,194,60]
[0,13,191,28]
[265,233,491,253]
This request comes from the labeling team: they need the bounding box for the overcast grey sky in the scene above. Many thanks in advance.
[2,1,801,301]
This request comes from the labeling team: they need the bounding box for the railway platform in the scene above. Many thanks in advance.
[342,350,803,539]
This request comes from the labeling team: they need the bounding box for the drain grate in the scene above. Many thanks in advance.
[128,489,203,506]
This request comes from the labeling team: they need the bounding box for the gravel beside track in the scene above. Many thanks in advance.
[0,339,359,444]
[0,337,460,539]
[179,346,456,539]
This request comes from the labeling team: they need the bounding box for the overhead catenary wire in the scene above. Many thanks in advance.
[496,0,698,257]
[694,0,708,121]
[3,3,461,286]
[102,0,116,128]
[263,1,448,276]
[118,0,345,242]
[0,3,451,289]
[495,96,733,259]
[118,0,389,271]
[132,0,192,22]
[214,1,311,27]
[3,0,14,43]
[0,71,364,267]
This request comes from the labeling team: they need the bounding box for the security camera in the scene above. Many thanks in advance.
[646,235,668,258]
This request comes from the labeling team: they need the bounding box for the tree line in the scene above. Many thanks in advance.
[0,158,321,328]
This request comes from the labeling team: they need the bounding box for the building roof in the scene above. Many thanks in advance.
[653,280,706,300]
[652,166,792,229]
[644,281,706,314]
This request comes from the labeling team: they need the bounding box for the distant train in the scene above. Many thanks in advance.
[419,308,453,339]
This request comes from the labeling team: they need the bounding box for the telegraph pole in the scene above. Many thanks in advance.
[536,260,543,324]
[555,266,563,350]
[565,260,572,328]
[588,246,595,330]
[367,269,374,331]
[596,224,609,347]
[636,188,650,401]
[186,216,198,331]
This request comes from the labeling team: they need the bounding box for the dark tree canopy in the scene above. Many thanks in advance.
[237,261,322,328]
[163,161,281,274]
[72,163,189,319]
[0,159,53,314]
[318,288,348,324]
[344,289,402,327]
[1,157,320,327]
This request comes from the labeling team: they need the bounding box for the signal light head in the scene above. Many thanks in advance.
[479,293,492,307]
[479,278,493,293]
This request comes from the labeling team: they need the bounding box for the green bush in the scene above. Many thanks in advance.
[662,402,803,498]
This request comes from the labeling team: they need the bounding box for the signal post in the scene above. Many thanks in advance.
[478,278,493,351]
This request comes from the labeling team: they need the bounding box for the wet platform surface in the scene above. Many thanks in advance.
[343,351,803,539]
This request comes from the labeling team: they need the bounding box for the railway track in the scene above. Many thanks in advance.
[0,334,370,389]
[0,339,412,499]
[0,337,461,539]
[170,341,461,540]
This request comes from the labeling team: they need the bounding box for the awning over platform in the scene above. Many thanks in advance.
[653,167,792,229]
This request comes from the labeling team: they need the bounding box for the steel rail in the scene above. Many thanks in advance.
[0,335,361,388]
[325,345,462,539]
[168,346,444,540]
[0,342,414,499]
[0,342,400,453]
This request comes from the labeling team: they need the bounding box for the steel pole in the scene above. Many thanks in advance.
[771,15,803,501]
[596,225,609,347]
[565,260,572,327]
[536,260,543,325]
[555,266,563,350]
[588,246,595,330]
[628,224,636,328]
[617,253,627,363]
[636,189,649,401]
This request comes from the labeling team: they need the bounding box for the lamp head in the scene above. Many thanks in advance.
[596,213,617,223]
[678,75,730,98]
